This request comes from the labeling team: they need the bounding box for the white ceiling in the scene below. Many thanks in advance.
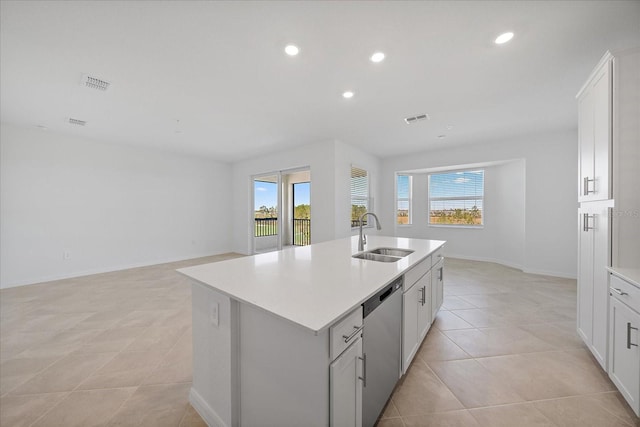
[1,1,639,163]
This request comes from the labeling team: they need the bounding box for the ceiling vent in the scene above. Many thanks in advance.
[68,117,87,126]
[81,74,111,91]
[404,114,429,124]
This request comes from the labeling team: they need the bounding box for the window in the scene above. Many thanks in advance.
[428,170,484,226]
[351,166,369,227]
[396,174,412,225]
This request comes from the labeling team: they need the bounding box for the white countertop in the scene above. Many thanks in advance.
[178,236,445,334]
[607,267,640,288]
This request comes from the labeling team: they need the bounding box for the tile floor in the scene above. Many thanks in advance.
[0,256,637,426]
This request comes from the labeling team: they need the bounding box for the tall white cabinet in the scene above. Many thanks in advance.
[576,47,640,411]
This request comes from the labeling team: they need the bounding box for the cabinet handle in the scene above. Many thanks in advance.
[627,323,638,349]
[583,213,595,232]
[358,354,367,387]
[418,286,426,306]
[342,325,363,344]
[611,287,628,296]
[439,267,444,281]
[583,176,595,195]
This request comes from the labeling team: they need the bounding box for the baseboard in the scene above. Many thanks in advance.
[447,253,577,280]
[189,387,228,427]
[0,250,234,289]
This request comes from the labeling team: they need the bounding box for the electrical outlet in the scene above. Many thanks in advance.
[210,302,219,327]
[63,250,71,260]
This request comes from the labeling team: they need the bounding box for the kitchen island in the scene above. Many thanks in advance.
[178,235,445,427]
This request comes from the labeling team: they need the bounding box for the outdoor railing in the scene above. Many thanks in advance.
[255,218,277,237]
[293,218,311,246]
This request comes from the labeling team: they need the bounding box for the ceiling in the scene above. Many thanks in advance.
[1,1,639,163]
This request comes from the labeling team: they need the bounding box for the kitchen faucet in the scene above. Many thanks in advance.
[358,212,382,251]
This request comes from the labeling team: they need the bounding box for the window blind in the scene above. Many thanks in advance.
[428,170,484,226]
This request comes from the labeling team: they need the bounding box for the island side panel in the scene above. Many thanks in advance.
[191,282,240,427]
[239,302,330,427]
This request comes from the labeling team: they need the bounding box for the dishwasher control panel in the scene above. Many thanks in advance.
[362,276,403,318]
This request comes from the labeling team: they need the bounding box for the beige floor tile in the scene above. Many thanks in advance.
[123,325,187,353]
[416,329,471,362]
[0,356,61,395]
[77,326,148,354]
[0,331,58,360]
[376,418,405,427]
[71,310,132,330]
[143,329,192,385]
[533,395,635,427]
[178,405,208,427]
[0,392,68,427]
[114,309,180,328]
[443,326,554,357]
[442,296,477,310]
[107,382,191,427]
[32,387,136,427]
[448,308,509,328]
[14,329,101,358]
[11,352,116,395]
[518,323,585,350]
[469,402,556,426]
[379,399,400,419]
[78,350,166,390]
[432,311,475,331]
[391,359,464,416]
[581,392,640,426]
[428,359,525,408]
[402,409,481,426]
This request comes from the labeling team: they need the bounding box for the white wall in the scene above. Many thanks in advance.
[395,161,526,270]
[231,140,382,255]
[0,123,232,288]
[382,129,577,278]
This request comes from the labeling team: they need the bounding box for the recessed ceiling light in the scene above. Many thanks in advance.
[370,52,385,63]
[284,44,299,56]
[495,32,514,45]
[342,91,354,99]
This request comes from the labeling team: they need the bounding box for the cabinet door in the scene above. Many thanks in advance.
[577,209,595,344]
[609,298,640,416]
[578,83,595,201]
[592,62,611,201]
[330,337,363,427]
[432,261,444,321]
[402,284,419,374]
[591,207,611,369]
[417,273,432,342]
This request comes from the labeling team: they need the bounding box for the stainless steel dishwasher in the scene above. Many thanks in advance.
[362,276,403,427]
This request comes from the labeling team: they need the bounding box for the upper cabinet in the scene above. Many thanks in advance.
[577,53,612,202]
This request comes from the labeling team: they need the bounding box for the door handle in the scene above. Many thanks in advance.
[342,326,363,344]
[583,176,595,195]
[358,353,367,387]
[627,323,638,349]
[583,213,595,232]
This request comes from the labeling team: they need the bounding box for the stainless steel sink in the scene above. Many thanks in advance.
[352,252,401,263]
[368,247,414,257]
[352,247,414,263]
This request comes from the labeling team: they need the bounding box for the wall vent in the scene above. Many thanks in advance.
[68,117,87,126]
[81,74,111,91]
[404,113,429,124]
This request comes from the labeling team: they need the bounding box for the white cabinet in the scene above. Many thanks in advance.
[402,281,420,373]
[608,273,640,417]
[577,203,611,370]
[577,53,611,202]
[432,259,444,322]
[330,337,363,427]
[402,272,432,373]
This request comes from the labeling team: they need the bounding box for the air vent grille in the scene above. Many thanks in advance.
[404,113,429,124]
[81,74,111,91]
[68,118,87,126]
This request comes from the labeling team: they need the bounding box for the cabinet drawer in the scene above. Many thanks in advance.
[404,257,431,291]
[330,307,363,360]
[610,274,640,313]
[431,246,445,267]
